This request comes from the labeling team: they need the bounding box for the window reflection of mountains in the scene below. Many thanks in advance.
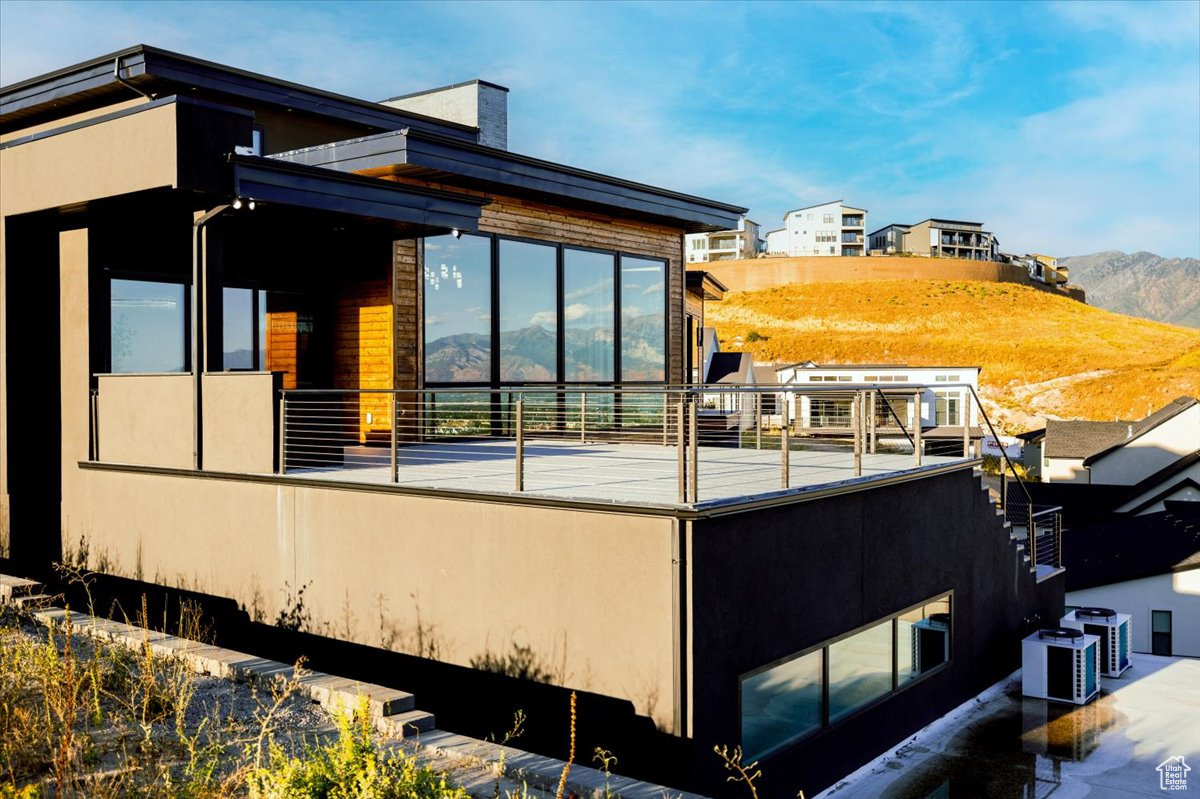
[426,315,665,382]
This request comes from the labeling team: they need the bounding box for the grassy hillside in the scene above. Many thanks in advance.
[706,279,1200,431]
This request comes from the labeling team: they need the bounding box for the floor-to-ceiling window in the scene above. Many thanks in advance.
[620,256,666,381]
[423,234,492,383]
[423,233,668,388]
[499,238,557,382]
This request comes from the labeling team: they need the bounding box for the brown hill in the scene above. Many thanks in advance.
[706,279,1200,432]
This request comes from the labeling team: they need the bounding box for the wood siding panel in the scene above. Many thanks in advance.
[333,278,393,442]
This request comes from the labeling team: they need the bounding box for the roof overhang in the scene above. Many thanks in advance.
[271,127,746,233]
[1,44,477,140]
[686,270,728,300]
[229,155,489,231]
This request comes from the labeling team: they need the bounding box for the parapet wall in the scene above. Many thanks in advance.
[695,256,1087,302]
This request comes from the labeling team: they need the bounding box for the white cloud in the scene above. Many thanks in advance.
[1049,1,1200,47]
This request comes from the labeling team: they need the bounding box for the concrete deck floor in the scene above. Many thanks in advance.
[287,438,966,508]
[818,655,1200,799]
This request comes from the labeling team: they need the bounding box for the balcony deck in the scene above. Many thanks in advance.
[286,438,971,511]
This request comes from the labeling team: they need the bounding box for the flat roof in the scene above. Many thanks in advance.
[272,127,746,232]
[382,78,510,103]
[1,44,478,138]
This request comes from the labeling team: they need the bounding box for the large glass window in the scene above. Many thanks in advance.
[829,620,893,722]
[620,256,666,381]
[110,279,187,373]
[563,248,615,382]
[424,234,492,383]
[898,596,951,685]
[499,239,558,382]
[222,288,268,370]
[741,649,822,761]
[422,234,668,386]
[741,593,952,759]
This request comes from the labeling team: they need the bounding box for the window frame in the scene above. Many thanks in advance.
[421,232,669,389]
[106,274,192,374]
[738,591,953,761]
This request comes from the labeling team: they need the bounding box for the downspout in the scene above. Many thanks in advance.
[192,205,231,470]
[113,56,156,102]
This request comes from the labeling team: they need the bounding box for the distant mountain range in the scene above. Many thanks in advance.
[425,314,665,382]
[1061,251,1200,328]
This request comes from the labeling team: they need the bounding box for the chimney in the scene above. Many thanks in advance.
[381,80,509,150]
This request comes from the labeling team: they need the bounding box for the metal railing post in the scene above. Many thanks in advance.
[90,389,99,462]
[756,393,763,450]
[963,408,971,458]
[515,397,524,492]
[662,393,668,446]
[277,395,286,475]
[677,396,686,503]
[781,420,790,488]
[913,390,923,466]
[868,390,877,454]
[1027,505,1036,568]
[853,392,862,477]
[389,392,398,483]
[580,392,587,443]
[688,397,699,503]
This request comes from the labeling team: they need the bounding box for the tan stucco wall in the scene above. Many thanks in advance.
[95,374,193,469]
[60,230,91,547]
[67,469,679,728]
[692,256,1085,302]
[0,98,148,144]
[201,373,278,474]
[0,102,179,217]
[0,211,7,554]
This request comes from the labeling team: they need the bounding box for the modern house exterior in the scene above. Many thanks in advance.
[868,219,997,261]
[685,217,762,262]
[1,46,1061,797]
[774,362,982,448]
[764,201,867,257]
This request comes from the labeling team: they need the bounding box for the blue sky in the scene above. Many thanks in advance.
[2,0,1198,257]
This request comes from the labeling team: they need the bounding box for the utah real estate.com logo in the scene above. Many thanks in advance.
[1158,756,1191,791]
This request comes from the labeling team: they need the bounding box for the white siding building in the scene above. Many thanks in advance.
[764,201,867,257]
[685,217,762,263]
[773,363,980,440]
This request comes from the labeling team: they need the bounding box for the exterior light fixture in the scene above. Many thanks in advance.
[232,197,243,210]
[451,228,462,239]
[247,199,256,210]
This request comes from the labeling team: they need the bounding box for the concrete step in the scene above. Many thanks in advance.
[0,574,43,603]
[12,593,53,609]
[377,708,436,737]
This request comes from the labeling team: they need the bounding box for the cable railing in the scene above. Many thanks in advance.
[1004,502,1064,573]
[273,383,1004,508]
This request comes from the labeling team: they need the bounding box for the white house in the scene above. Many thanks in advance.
[1064,501,1200,657]
[773,363,981,442]
[1034,397,1199,485]
[685,217,762,262]
[764,201,867,257]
